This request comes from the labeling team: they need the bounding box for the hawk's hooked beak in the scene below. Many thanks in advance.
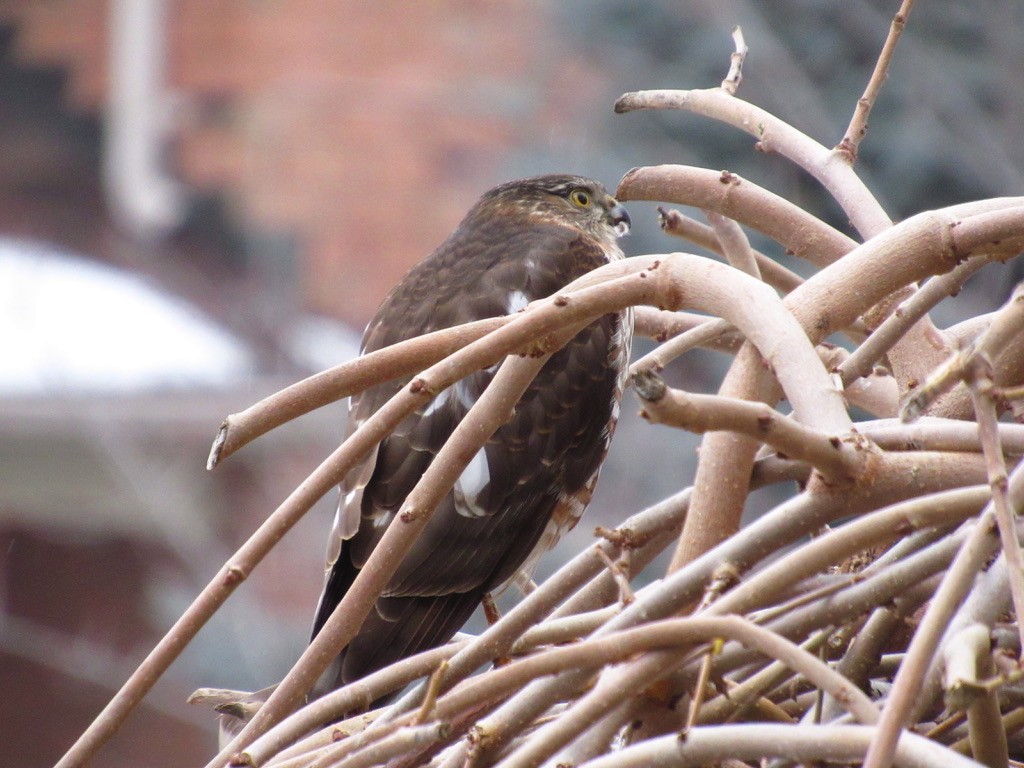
[606,198,631,237]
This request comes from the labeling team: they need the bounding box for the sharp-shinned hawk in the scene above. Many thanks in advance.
[310,174,632,698]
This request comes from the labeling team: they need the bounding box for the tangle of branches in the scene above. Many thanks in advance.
[60,6,1024,768]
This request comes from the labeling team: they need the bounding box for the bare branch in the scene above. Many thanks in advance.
[839,257,989,387]
[862,475,1017,768]
[632,306,743,353]
[592,546,635,606]
[206,317,506,468]
[240,644,458,766]
[618,165,857,267]
[969,365,1024,656]
[699,633,827,725]
[720,27,748,95]
[836,0,917,163]
[861,417,1024,454]
[903,280,1024,421]
[576,724,981,768]
[703,209,760,278]
[658,206,802,293]
[615,90,891,238]
[629,317,735,375]
[942,624,1008,768]
[632,370,865,483]
[472,617,880,768]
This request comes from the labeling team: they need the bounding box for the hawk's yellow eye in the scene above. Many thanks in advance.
[569,189,592,208]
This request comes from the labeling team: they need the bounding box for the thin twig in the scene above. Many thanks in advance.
[720,27,748,95]
[413,661,450,726]
[684,643,719,732]
[903,282,1024,422]
[836,0,916,162]
[658,206,802,292]
[631,370,866,483]
[969,361,1024,656]
[311,722,450,768]
[942,624,1008,767]
[701,633,827,725]
[949,709,1024,758]
[704,209,760,278]
[629,317,735,375]
[592,547,635,605]
[839,257,988,386]
[862,417,1024,455]
[632,305,741,347]
[861,504,1002,768]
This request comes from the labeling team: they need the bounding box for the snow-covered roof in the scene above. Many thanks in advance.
[0,237,254,393]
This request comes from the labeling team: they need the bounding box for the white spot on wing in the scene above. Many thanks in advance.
[454,447,490,518]
[342,488,359,512]
[334,487,362,543]
[506,290,530,314]
[326,487,361,572]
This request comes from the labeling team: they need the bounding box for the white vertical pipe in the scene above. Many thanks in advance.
[104,0,184,240]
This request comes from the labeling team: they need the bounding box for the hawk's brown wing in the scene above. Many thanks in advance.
[312,211,629,693]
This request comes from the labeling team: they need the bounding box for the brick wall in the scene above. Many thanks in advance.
[1,1,606,325]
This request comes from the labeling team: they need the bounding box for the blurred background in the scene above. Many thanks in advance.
[1,1,1021,765]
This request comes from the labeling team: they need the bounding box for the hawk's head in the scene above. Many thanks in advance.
[476,174,631,247]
